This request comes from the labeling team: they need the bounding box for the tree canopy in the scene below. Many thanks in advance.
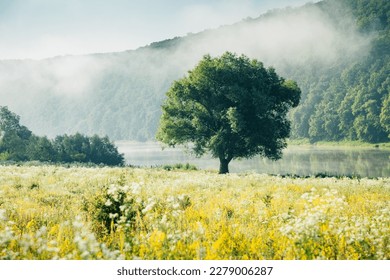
[0,106,32,161]
[157,52,301,173]
[0,106,124,166]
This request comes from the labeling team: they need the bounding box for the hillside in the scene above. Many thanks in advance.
[0,0,389,142]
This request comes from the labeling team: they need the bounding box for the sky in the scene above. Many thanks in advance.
[0,0,313,60]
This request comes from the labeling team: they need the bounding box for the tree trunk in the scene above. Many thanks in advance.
[219,158,230,174]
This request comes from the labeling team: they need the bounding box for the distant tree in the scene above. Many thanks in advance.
[27,135,56,162]
[157,52,301,173]
[380,94,390,137]
[89,134,125,166]
[0,106,124,166]
[0,106,32,160]
[53,133,124,166]
[57,133,90,163]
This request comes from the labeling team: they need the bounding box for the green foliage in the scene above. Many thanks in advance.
[52,133,124,166]
[0,106,124,166]
[157,52,300,173]
[161,163,198,171]
[0,106,32,161]
[27,136,56,162]
[91,184,141,233]
[380,94,390,137]
[289,0,390,143]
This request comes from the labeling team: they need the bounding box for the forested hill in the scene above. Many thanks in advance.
[0,0,389,142]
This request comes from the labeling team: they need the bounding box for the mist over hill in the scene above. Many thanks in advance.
[1,0,389,142]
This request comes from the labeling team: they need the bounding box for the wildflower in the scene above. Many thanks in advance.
[107,184,118,195]
[0,209,6,221]
[72,215,84,229]
[142,202,155,214]
[121,185,130,192]
[172,203,180,210]
[167,196,175,203]
[197,222,205,235]
[109,213,118,219]
[131,182,142,194]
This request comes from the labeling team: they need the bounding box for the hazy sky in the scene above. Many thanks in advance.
[0,0,313,60]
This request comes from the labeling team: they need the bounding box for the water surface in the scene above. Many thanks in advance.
[117,142,390,177]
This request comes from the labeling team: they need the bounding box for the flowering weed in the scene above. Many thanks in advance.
[0,165,389,259]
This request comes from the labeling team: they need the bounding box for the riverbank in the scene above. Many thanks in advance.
[287,139,390,149]
[0,165,389,260]
[117,140,390,149]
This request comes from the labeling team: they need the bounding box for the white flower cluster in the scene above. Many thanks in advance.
[101,183,144,230]
[70,215,123,260]
[102,183,192,233]
[0,209,6,221]
[0,222,20,259]
[0,220,60,260]
[0,215,123,260]
[342,207,390,259]
[278,187,389,259]
[280,188,348,238]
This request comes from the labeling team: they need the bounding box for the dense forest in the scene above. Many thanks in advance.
[0,0,388,143]
[289,0,390,143]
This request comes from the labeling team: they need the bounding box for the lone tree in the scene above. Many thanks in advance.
[156,52,301,174]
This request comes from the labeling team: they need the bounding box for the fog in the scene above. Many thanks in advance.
[0,1,372,139]
[173,1,370,70]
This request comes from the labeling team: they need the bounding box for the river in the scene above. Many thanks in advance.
[116,142,390,178]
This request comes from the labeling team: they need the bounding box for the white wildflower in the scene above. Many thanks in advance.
[73,216,84,229]
[118,216,127,224]
[0,209,6,221]
[131,182,142,194]
[160,215,167,225]
[142,202,155,214]
[172,210,182,218]
[172,203,180,210]
[197,222,205,235]
[121,185,130,192]
[111,193,120,202]
[107,184,118,195]
[109,213,118,219]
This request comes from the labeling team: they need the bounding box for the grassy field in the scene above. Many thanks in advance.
[0,165,389,260]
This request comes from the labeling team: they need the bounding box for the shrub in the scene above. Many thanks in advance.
[91,183,143,233]
[162,163,197,171]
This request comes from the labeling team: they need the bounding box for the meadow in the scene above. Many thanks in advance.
[0,165,388,260]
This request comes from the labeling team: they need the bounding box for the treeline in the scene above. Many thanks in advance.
[0,106,124,165]
[289,0,390,143]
